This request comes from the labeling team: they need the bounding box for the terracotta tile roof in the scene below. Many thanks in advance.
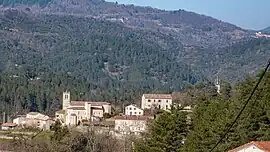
[89,102,110,106]
[67,107,86,110]
[70,101,110,106]
[113,116,151,121]
[229,141,270,152]
[1,123,17,127]
[143,94,172,99]
[70,101,86,106]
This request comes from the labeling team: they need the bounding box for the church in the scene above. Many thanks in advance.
[55,91,112,126]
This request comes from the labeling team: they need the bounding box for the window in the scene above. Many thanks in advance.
[130,112,132,115]
[166,100,168,103]
[134,108,136,110]
[154,100,156,102]
[130,108,132,110]
[139,112,141,115]
[148,100,151,102]
[134,112,137,114]
[158,105,161,109]
[158,100,161,102]
[166,105,168,109]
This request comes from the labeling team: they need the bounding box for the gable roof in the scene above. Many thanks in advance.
[113,116,151,121]
[70,101,110,107]
[125,104,142,110]
[143,94,172,99]
[70,101,85,106]
[1,123,17,127]
[229,141,270,152]
[67,107,86,110]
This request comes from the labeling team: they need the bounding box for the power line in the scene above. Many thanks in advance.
[209,59,270,152]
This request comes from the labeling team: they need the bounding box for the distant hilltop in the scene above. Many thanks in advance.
[255,32,270,38]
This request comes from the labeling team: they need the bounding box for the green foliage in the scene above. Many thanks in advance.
[135,107,188,152]
[0,9,205,117]
[0,71,94,117]
[50,119,69,142]
[184,72,270,151]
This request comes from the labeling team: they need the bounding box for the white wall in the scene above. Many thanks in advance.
[62,91,71,110]
[115,119,147,135]
[125,105,144,116]
[103,105,112,114]
[66,109,87,125]
[92,109,104,118]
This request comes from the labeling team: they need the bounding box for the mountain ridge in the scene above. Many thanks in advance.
[261,26,270,33]
[0,0,252,49]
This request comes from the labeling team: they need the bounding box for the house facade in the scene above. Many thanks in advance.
[13,112,54,130]
[114,116,150,136]
[228,141,270,152]
[1,123,17,130]
[125,104,144,116]
[141,94,172,110]
[55,91,112,126]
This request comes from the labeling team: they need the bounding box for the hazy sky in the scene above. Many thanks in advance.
[106,0,269,30]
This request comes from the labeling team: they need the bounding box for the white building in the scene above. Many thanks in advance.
[55,92,112,126]
[114,116,150,136]
[13,112,54,130]
[1,123,17,130]
[141,94,172,110]
[125,104,144,116]
[228,141,270,152]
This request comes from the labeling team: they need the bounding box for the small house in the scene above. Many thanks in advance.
[1,123,17,130]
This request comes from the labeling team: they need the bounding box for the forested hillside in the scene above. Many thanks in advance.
[135,71,270,151]
[0,9,205,117]
[0,0,269,117]
[187,38,270,82]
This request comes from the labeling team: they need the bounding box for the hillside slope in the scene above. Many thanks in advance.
[0,9,203,91]
[1,0,251,49]
[262,27,270,33]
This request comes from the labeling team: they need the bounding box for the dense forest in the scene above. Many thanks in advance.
[0,9,206,118]
[0,0,269,119]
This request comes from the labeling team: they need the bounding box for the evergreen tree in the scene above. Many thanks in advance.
[135,106,188,152]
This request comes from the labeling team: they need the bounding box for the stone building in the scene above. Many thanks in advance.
[13,112,54,130]
[114,116,150,136]
[141,94,172,110]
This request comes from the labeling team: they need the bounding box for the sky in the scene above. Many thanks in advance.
[106,0,269,30]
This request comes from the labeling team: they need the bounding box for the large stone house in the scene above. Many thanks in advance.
[141,94,172,110]
[114,116,151,136]
[125,104,144,116]
[13,112,54,130]
[55,91,112,126]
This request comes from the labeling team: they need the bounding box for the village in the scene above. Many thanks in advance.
[0,91,192,138]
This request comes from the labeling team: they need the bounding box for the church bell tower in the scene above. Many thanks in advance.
[62,91,71,110]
